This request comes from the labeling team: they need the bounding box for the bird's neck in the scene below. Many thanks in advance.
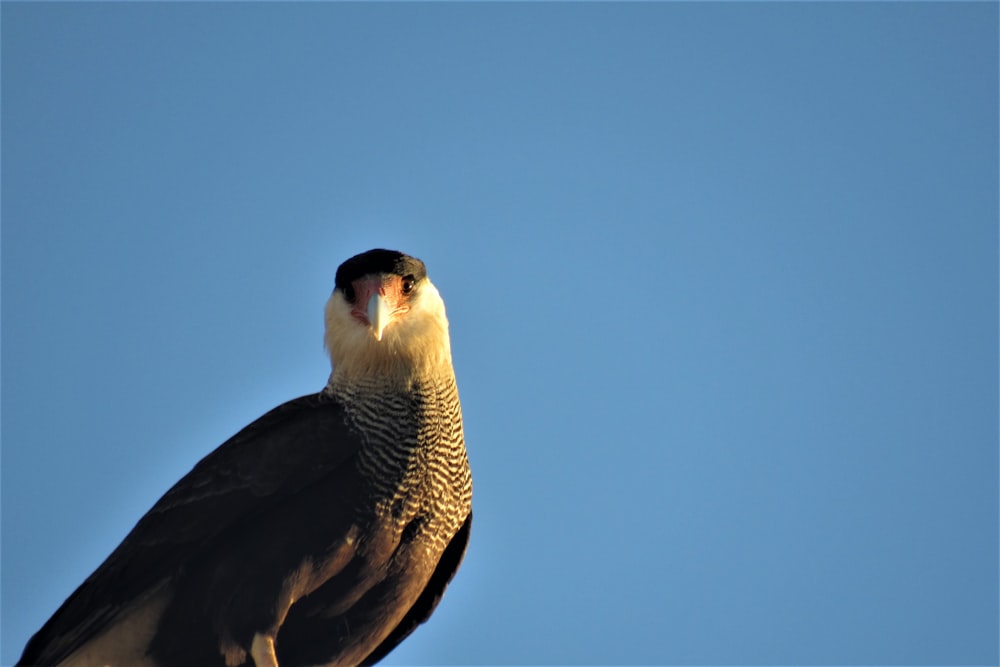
[324,325,454,391]
[324,367,467,489]
[324,363,458,406]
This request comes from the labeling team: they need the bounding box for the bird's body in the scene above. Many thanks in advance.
[19,249,472,667]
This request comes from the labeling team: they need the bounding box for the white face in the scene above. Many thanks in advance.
[324,274,453,385]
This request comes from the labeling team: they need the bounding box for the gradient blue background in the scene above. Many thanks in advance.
[2,3,997,665]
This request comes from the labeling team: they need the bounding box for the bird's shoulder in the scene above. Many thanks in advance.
[99,390,363,579]
[154,391,358,513]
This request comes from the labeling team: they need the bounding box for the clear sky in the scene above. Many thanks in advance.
[2,3,997,666]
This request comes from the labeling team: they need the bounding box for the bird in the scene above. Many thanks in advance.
[18,248,473,667]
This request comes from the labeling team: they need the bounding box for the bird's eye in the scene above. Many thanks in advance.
[401,276,416,295]
[343,285,356,303]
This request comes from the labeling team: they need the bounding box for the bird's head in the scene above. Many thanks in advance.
[324,249,454,386]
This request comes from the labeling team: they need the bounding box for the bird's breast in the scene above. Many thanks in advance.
[345,398,469,550]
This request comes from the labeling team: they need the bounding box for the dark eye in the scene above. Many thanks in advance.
[401,276,416,295]
[343,285,356,303]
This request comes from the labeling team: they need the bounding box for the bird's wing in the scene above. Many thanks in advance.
[19,392,360,666]
[268,510,472,667]
[361,511,472,666]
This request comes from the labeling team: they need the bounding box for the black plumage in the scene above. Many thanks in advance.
[19,249,472,667]
[335,249,427,293]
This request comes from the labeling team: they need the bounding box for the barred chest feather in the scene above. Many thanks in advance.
[327,374,472,555]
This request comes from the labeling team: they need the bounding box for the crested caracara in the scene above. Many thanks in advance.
[19,249,472,667]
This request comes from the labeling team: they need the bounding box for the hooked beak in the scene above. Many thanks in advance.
[367,292,391,341]
[349,274,410,341]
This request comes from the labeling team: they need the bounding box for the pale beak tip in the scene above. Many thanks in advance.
[367,292,391,342]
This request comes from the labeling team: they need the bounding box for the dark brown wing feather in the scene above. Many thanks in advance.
[18,392,359,666]
[361,511,472,666]
[270,512,472,667]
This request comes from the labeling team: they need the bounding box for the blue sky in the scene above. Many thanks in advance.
[2,3,997,665]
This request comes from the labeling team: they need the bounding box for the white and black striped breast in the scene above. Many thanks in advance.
[331,375,472,554]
